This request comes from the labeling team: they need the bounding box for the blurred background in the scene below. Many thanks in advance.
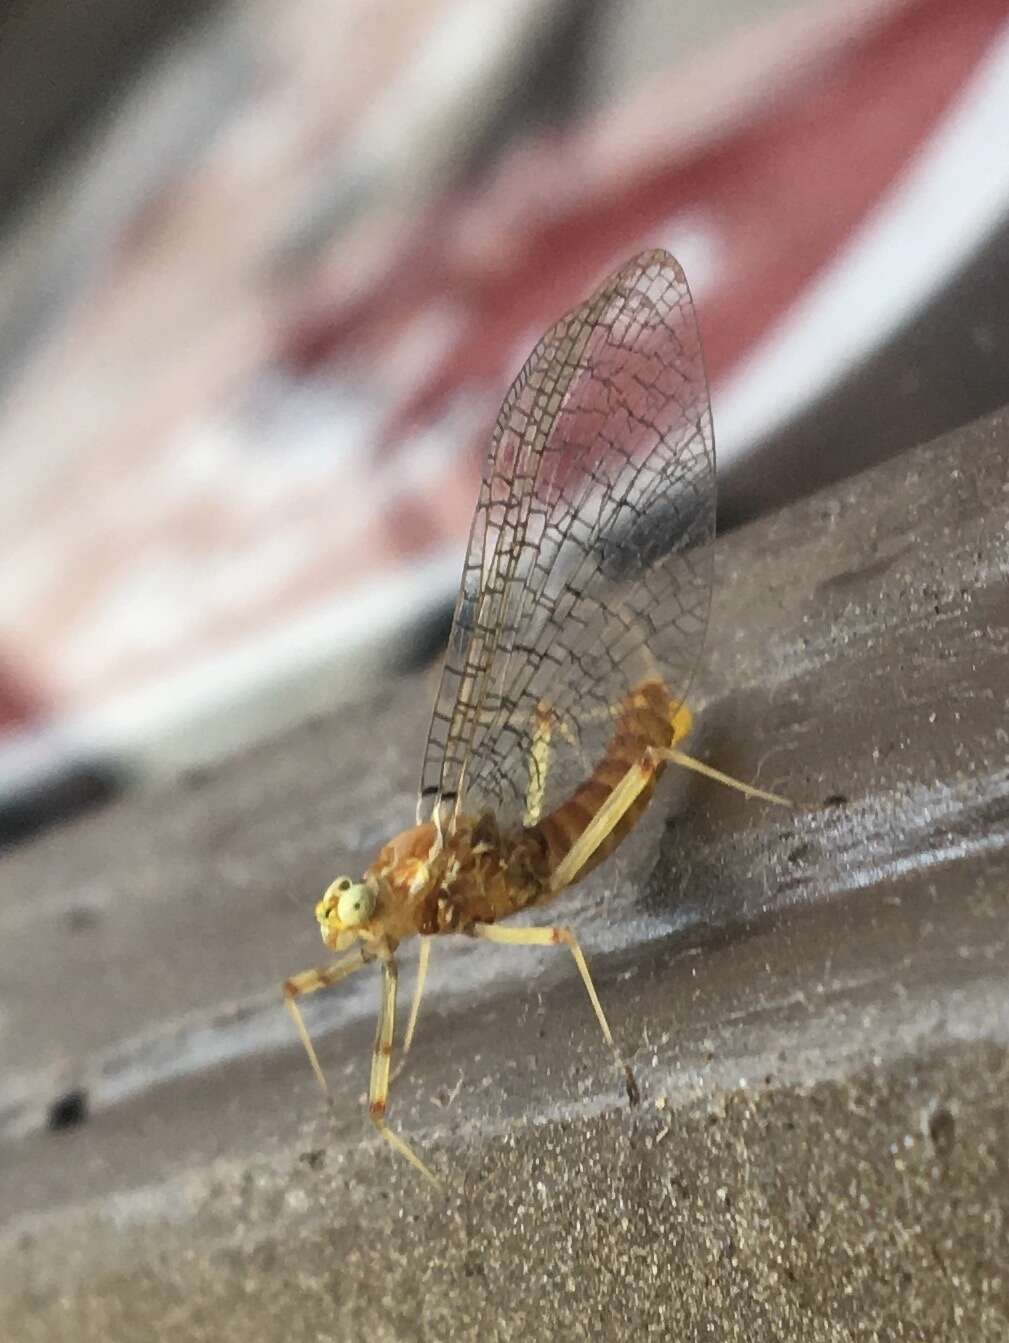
[3,0,1009,846]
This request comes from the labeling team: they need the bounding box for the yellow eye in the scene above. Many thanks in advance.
[336,883,376,927]
[317,876,355,927]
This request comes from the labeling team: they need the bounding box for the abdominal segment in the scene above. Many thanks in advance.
[531,678,682,883]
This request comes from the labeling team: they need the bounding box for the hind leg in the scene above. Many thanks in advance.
[469,921,639,1106]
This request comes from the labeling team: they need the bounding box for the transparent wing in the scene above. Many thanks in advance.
[418,250,715,833]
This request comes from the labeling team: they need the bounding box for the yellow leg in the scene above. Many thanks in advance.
[368,953,439,1185]
[471,921,640,1106]
[283,946,373,1099]
[390,935,432,1083]
[550,753,660,892]
[284,946,438,1185]
[550,741,790,893]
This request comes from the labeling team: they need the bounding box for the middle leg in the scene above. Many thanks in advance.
[390,935,432,1083]
[368,952,440,1185]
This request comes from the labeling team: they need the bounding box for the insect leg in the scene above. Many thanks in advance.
[550,729,788,895]
[550,752,660,892]
[283,946,373,1099]
[390,935,432,1083]
[470,921,640,1106]
[369,953,440,1185]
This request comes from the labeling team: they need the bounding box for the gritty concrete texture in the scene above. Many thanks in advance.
[2,407,1009,1340]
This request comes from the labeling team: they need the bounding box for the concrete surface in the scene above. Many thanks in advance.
[2,406,1009,1340]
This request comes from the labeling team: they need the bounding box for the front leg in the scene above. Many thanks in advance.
[284,946,439,1184]
[283,946,373,1099]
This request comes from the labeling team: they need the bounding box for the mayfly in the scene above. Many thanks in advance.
[283,250,788,1183]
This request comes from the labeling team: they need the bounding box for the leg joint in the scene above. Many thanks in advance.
[283,969,321,998]
[641,745,661,775]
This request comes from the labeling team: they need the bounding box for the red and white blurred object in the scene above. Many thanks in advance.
[2,0,1009,822]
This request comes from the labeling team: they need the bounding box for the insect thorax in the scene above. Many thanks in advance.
[368,813,551,938]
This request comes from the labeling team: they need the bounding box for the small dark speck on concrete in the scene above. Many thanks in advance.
[927,1103,957,1157]
[66,905,100,933]
[47,1089,88,1131]
[180,766,214,791]
[463,1251,486,1279]
[822,793,849,808]
[297,1149,326,1171]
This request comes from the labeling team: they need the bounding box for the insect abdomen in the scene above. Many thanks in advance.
[532,679,684,883]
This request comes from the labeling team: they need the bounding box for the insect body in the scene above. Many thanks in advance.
[283,251,788,1183]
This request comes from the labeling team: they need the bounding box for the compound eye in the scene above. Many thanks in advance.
[336,883,376,927]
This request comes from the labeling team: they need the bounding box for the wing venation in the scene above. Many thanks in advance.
[418,250,715,833]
